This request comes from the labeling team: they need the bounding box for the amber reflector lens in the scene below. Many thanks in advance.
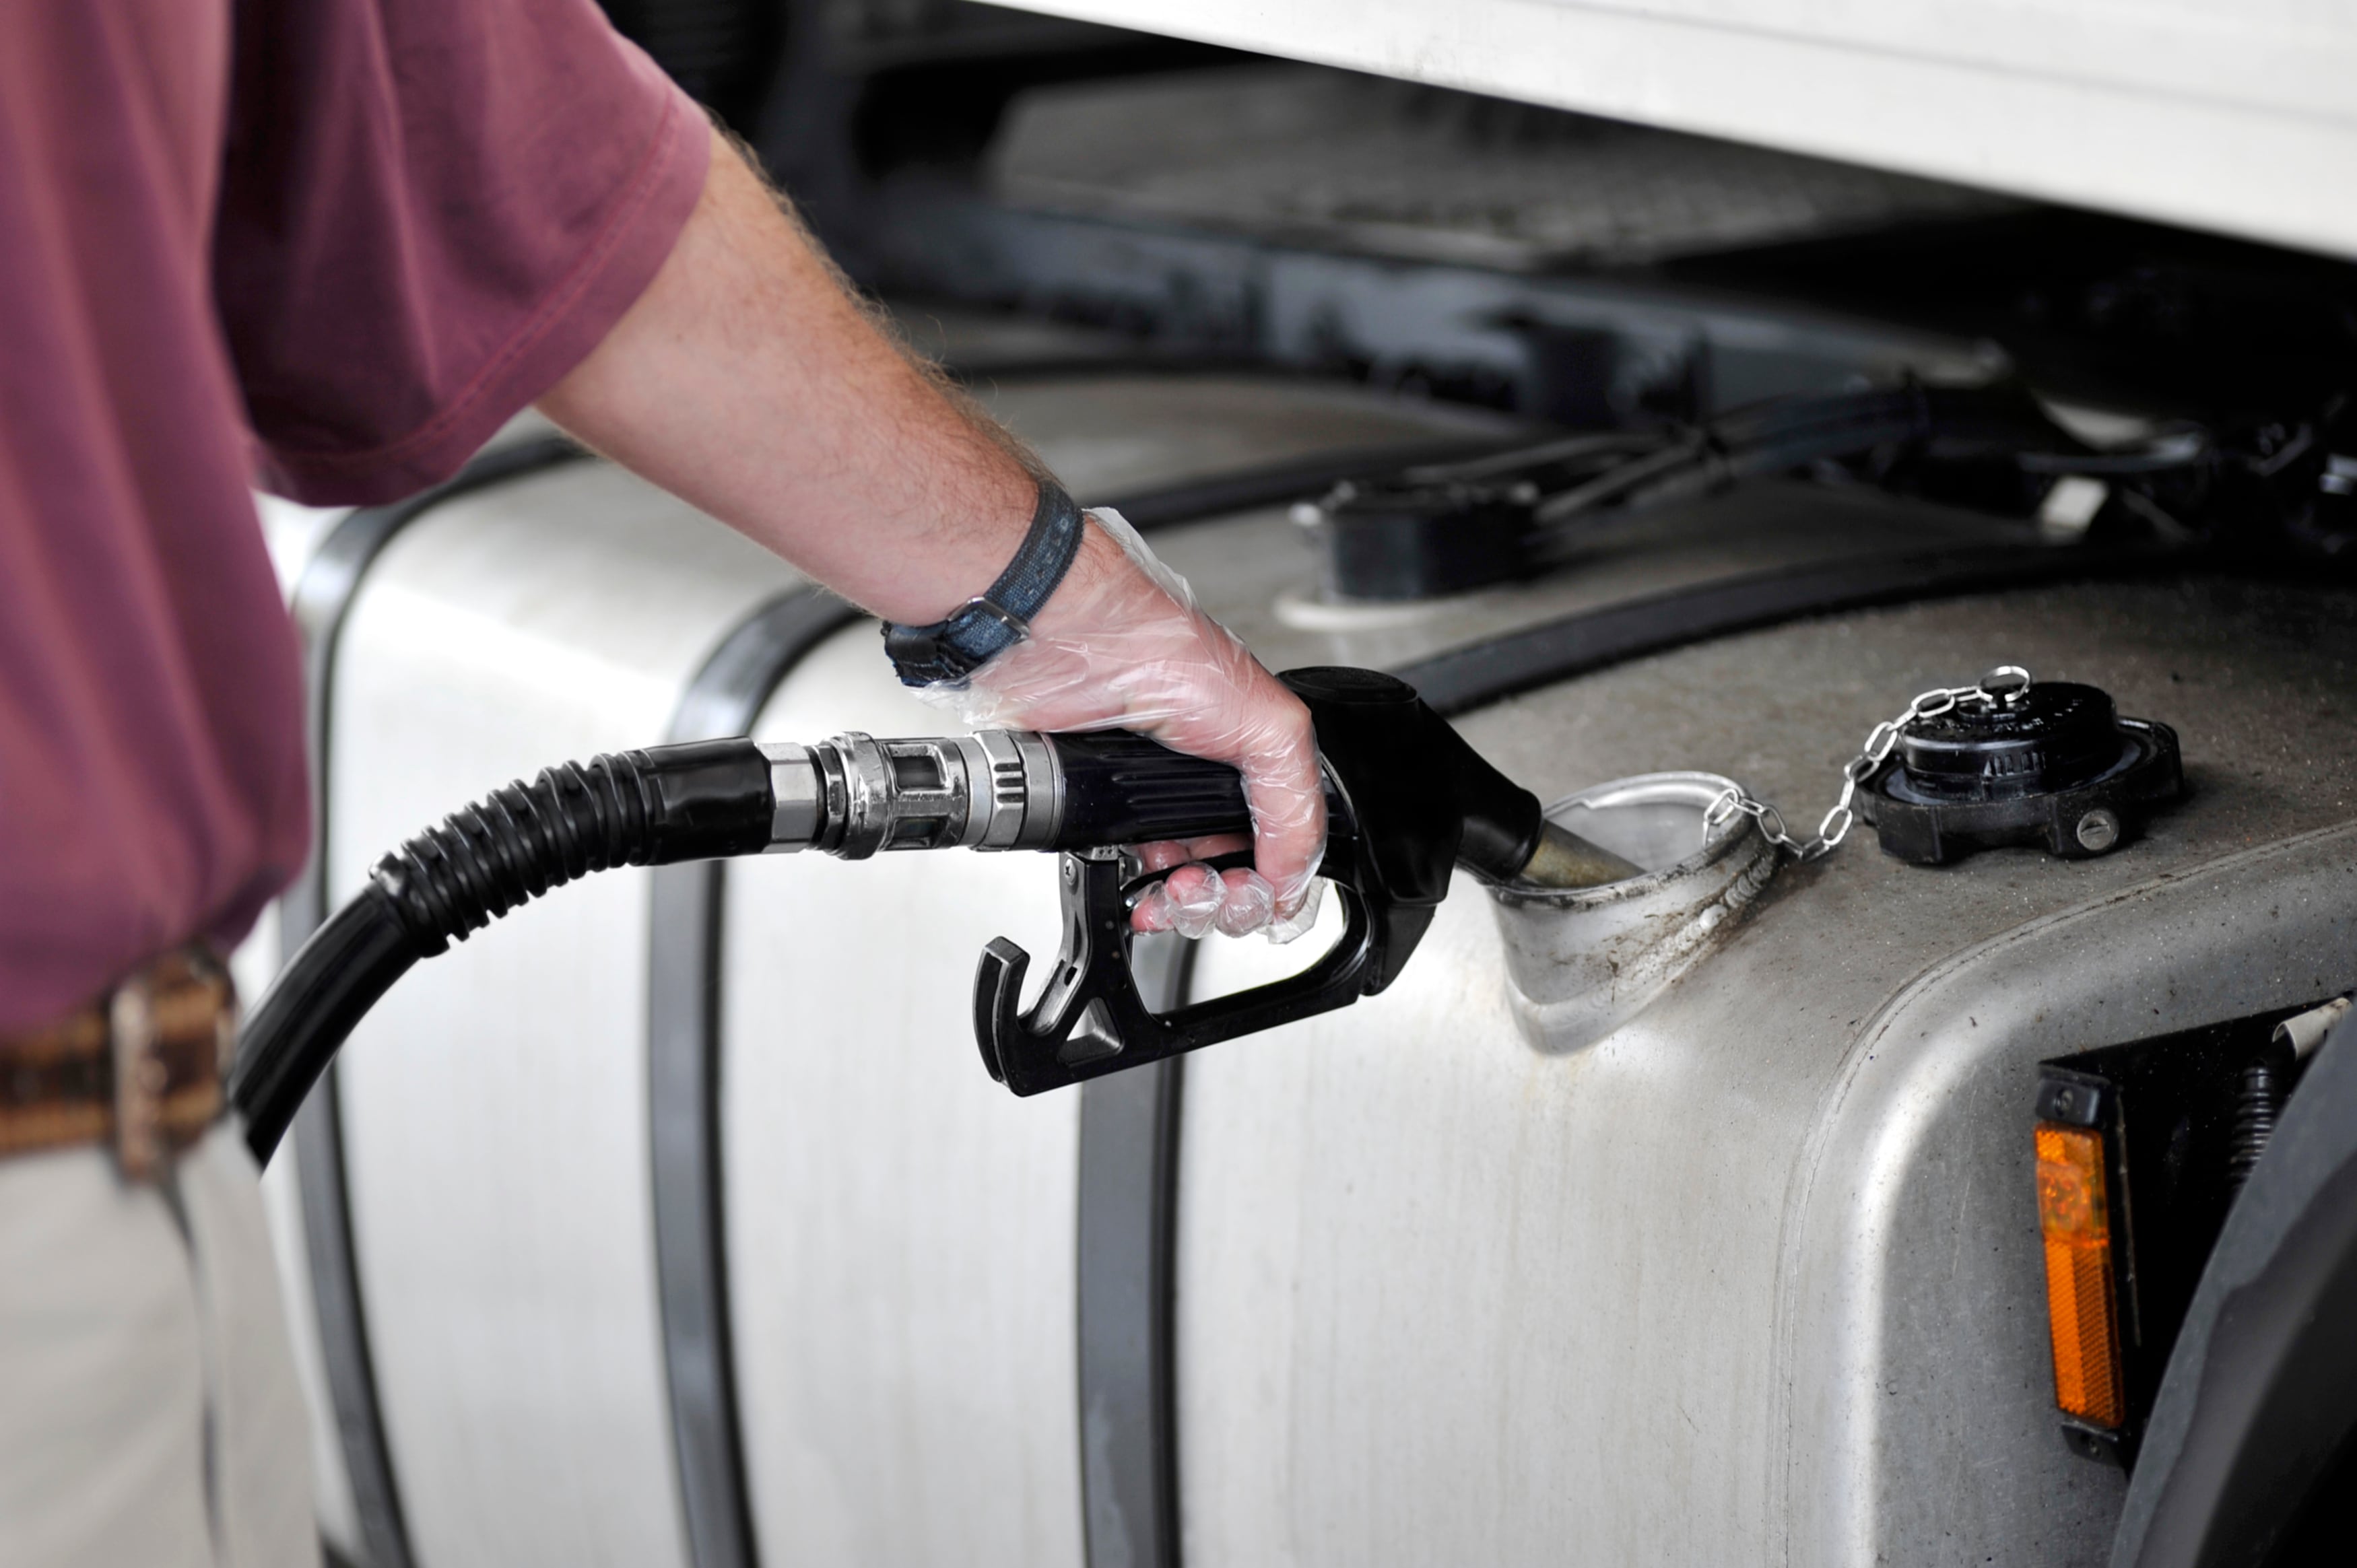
[2035,1121,2124,1428]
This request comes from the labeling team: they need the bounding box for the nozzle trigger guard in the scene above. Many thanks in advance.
[972,666,1541,1095]
[973,846,1388,1097]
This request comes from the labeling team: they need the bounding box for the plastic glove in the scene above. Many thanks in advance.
[914,508,1325,940]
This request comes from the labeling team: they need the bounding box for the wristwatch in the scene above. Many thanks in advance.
[882,479,1086,687]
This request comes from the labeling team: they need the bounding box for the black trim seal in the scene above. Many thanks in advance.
[1397,543,2164,716]
[279,434,591,1568]
[651,588,864,1568]
[1100,438,1507,533]
[1075,936,1194,1568]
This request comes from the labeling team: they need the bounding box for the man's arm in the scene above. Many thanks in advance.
[537,129,1034,623]
[537,130,1324,935]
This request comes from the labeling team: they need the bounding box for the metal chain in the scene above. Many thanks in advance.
[1702,666,2033,862]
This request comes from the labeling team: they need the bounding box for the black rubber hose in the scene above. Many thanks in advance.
[232,887,417,1166]
[234,739,773,1164]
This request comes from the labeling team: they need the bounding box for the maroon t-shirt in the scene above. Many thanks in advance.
[0,0,710,1030]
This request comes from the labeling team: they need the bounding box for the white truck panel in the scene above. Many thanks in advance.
[1174,579,2357,1567]
[984,0,2357,257]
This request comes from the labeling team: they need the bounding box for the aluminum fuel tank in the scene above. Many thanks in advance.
[275,354,2357,1568]
[1178,579,2357,1565]
[286,366,1530,1567]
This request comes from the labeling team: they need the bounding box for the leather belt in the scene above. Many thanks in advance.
[0,948,234,1179]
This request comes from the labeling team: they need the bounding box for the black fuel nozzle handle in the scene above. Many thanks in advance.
[1041,673,1549,877]
[1042,731,1253,848]
[974,667,1556,1095]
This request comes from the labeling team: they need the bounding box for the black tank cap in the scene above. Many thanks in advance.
[1856,678,2183,864]
[1895,681,2126,801]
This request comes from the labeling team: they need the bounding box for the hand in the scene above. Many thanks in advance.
[919,509,1325,938]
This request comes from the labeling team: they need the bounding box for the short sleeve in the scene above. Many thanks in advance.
[213,0,712,505]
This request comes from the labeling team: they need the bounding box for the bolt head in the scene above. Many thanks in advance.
[2076,808,2122,852]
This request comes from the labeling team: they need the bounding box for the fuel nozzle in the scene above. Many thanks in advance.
[759,667,1633,1093]
[760,683,1634,890]
[934,665,1638,1093]
[759,726,1265,859]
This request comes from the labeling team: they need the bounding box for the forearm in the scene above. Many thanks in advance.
[537,127,1036,625]
[541,126,1325,932]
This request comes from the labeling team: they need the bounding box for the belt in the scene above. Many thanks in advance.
[0,948,234,1179]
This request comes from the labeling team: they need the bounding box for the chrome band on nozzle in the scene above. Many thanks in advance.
[759,732,1063,857]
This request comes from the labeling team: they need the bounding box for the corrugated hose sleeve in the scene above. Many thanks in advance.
[234,739,774,1163]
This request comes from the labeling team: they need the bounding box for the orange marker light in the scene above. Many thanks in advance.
[2035,1121,2125,1428]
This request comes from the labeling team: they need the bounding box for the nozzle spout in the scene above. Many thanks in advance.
[1514,819,1644,889]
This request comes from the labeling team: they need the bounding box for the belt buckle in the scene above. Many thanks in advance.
[110,976,166,1180]
[108,949,232,1181]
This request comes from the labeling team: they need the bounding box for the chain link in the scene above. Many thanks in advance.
[1702,666,2032,862]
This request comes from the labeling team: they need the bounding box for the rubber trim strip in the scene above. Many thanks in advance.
[1397,542,2171,717]
[1076,934,1195,1568]
[1096,436,1511,532]
[279,433,591,1568]
[651,588,864,1568]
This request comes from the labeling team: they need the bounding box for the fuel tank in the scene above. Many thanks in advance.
[255,325,2357,1567]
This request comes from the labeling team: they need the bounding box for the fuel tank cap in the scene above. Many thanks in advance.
[1856,678,2182,863]
[1892,681,2126,801]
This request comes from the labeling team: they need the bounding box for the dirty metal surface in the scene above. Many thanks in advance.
[1180,576,2357,1567]
[1462,578,2357,847]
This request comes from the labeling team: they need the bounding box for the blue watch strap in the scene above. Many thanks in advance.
[882,480,1086,687]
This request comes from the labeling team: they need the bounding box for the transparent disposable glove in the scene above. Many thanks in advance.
[915,508,1325,940]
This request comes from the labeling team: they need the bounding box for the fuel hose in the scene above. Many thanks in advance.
[233,709,1635,1162]
[232,740,774,1163]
